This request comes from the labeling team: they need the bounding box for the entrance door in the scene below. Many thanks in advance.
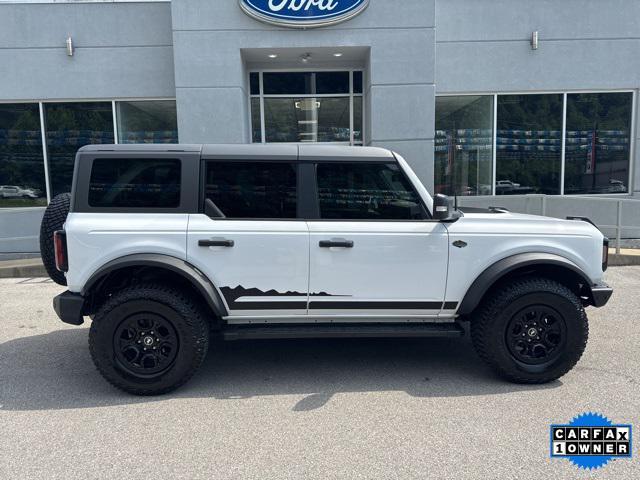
[187,158,309,320]
[307,161,449,319]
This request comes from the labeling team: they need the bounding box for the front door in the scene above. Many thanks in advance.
[187,159,309,320]
[307,161,449,319]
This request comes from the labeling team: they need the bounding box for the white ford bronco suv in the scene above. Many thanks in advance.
[40,144,612,395]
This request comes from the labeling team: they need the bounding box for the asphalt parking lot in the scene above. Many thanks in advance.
[1,269,639,479]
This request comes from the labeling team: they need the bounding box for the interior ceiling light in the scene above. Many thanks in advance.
[300,52,312,63]
[268,54,278,58]
[333,52,343,57]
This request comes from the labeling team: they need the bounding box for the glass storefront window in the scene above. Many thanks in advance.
[263,97,352,143]
[496,94,563,195]
[434,96,493,196]
[44,102,114,197]
[564,92,632,194]
[251,71,364,145]
[116,100,178,144]
[353,96,363,143]
[0,104,47,207]
[250,97,261,143]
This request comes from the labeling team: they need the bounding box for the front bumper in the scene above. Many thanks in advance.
[590,283,613,307]
[53,291,85,325]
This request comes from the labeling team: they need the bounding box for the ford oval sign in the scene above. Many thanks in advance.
[239,0,369,29]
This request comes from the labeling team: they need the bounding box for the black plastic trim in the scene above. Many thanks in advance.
[223,323,464,341]
[458,252,597,315]
[591,283,613,307]
[81,254,228,318]
[53,291,85,325]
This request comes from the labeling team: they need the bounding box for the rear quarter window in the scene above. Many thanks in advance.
[88,158,181,208]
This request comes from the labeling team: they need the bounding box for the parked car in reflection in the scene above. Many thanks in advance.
[495,179,535,195]
[0,185,40,199]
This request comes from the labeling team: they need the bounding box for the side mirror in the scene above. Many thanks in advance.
[433,194,460,222]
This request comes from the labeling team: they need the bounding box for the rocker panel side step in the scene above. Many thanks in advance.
[222,323,464,341]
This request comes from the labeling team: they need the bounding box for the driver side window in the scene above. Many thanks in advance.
[316,162,427,220]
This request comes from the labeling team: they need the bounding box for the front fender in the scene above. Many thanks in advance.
[457,252,598,315]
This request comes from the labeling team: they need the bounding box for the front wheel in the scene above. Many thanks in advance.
[89,284,209,395]
[471,277,588,383]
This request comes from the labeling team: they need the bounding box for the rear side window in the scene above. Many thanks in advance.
[316,162,426,220]
[205,161,297,218]
[88,158,181,208]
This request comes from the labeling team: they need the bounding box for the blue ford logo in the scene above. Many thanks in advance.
[239,0,369,28]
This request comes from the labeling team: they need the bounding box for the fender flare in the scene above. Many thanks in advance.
[457,252,594,316]
[81,253,228,318]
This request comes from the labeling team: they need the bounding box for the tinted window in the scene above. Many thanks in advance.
[353,71,363,94]
[88,158,181,208]
[263,72,312,95]
[316,163,426,220]
[316,72,349,94]
[205,162,297,218]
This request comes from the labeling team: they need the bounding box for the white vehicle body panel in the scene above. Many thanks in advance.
[307,221,450,318]
[444,212,605,304]
[64,213,189,292]
[186,215,309,319]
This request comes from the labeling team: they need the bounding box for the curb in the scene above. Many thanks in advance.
[609,254,640,267]
[0,261,47,279]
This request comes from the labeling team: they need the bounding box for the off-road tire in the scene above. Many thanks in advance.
[39,192,71,285]
[471,277,588,383]
[89,284,209,395]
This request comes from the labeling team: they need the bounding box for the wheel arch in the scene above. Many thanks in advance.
[458,253,595,316]
[81,253,228,319]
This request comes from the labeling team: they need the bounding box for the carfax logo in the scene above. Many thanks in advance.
[550,412,632,470]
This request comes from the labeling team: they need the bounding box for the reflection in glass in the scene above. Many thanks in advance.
[44,102,114,197]
[496,94,563,195]
[116,101,178,144]
[317,162,426,220]
[205,161,297,218]
[353,96,363,143]
[0,103,47,207]
[263,97,355,143]
[89,158,181,208]
[251,98,262,143]
[434,96,493,196]
[564,93,632,194]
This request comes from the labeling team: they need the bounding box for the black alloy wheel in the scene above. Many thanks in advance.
[113,313,180,377]
[505,305,566,365]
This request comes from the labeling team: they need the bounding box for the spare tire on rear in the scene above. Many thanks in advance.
[39,193,71,286]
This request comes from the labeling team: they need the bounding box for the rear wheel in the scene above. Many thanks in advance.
[89,284,209,395]
[39,192,71,285]
[471,277,588,383]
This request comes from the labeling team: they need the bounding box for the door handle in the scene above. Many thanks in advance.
[319,239,354,248]
[198,238,234,247]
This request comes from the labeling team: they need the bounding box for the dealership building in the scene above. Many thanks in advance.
[1,0,640,254]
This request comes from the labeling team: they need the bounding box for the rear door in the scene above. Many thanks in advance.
[187,156,309,320]
[306,160,449,319]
